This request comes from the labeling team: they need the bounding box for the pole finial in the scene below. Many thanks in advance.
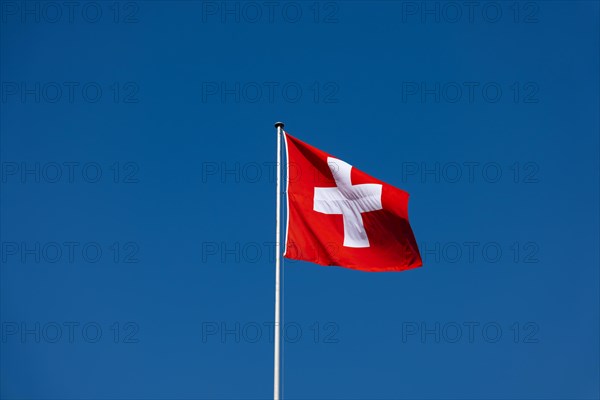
[274,121,285,129]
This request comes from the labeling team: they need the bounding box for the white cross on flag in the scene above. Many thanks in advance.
[283,132,422,272]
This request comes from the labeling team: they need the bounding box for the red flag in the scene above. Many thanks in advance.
[283,132,422,272]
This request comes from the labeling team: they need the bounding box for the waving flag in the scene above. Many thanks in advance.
[283,132,422,272]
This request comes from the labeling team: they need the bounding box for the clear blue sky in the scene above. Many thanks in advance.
[1,1,599,399]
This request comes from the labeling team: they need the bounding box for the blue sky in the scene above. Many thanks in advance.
[1,1,599,399]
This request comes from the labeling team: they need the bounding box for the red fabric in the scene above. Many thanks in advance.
[283,132,422,272]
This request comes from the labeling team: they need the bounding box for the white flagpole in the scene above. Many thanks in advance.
[273,121,285,400]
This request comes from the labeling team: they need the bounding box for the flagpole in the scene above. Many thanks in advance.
[273,121,284,400]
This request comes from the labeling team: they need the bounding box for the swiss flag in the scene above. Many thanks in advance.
[283,132,422,272]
